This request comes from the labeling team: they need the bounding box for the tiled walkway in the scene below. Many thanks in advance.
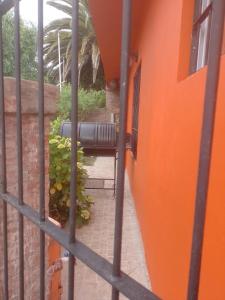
[61,157,150,300]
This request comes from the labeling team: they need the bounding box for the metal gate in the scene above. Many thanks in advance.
[0,0,225,300]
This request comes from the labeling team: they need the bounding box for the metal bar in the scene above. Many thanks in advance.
[87,177,115,181]
[112,0,132,299]
[85,177,115,190]
[37,0,45,299]
[0,11,6,194]
[187,1,225,299]
[0,0,15,16]
[193,3,212,28]
[85,188,115,190]
[0,10,9,299]
[113,153,117,196]
[2,203,9,300]
[58,31,62,92]
[68,0,79,298]
[14,1,24,299]
[0,191,160,300]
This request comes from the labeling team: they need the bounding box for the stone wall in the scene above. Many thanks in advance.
[0,78,58,299]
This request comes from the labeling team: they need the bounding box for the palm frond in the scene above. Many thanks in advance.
[44,18,71,33]
[92,43,100,84]
[44,0,102,85]
[47,1,72,16]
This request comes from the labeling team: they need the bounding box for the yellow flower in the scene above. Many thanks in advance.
[49,139,58,144]
[55,182,63,191]
[81,210,90,220]
[50,188,56,195]
[57,144,65,149]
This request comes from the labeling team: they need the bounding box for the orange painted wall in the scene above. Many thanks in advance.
[126,1,225,300]
[89,0,225,299]
[88,0,150,81]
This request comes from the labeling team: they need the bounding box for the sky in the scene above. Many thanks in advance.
[20,0,67,26]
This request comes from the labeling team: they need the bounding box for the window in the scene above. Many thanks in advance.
[131,64,141,160]
[190,0,213,73]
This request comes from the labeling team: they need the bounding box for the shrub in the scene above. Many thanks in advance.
[49,117,93,227]
[57,85,72,120]
[58,85,106,121]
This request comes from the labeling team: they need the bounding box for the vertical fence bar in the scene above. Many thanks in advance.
[187,1,225,299]
[2,203,9,300]
[112,1,132,299]
[0,7,9,300]
[37,0,45,299]
[0,2,6,193]
[14,1,24,299]
[68,0,79,299]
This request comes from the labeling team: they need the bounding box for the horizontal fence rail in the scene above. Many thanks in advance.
[0,0,15,16]
[0,191,160,300]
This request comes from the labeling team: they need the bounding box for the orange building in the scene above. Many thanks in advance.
[89,1,225,299]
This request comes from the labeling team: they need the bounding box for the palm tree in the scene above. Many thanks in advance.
[44,0,101,86]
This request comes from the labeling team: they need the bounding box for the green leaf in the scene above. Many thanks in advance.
[49,116,94,227]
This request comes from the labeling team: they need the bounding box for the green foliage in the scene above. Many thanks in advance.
[79,57,105,90]
[57,85,72,119]
[2,12,37,80]
[58,84,106,121]
[44,0,105,89]
[78,89,106,121]
[49,118,93,226]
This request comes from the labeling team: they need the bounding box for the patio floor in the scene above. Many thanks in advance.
[61,157,150,300]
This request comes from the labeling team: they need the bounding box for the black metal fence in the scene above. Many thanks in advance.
[0,0,159,299]
[0,0,225,300]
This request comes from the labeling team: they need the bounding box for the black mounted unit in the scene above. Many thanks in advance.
[61,121,118,156]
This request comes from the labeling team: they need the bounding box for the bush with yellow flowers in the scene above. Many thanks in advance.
[49,118,93,227]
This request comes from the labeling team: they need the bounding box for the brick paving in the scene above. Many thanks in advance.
[61,157,150,300]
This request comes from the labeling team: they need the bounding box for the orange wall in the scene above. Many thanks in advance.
[88,0,150,81]
[89,0,225,298]
[88,0,122,81]
[126,0,225,299]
